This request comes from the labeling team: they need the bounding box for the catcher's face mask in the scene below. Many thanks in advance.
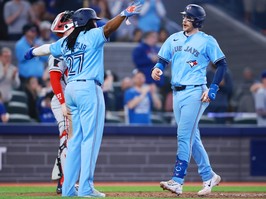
[51,11,74,34]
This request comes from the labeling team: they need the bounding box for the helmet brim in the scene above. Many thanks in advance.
[94,17,101,20]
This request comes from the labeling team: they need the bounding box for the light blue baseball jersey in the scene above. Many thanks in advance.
[50,26,107,85]
[158,31,225,86]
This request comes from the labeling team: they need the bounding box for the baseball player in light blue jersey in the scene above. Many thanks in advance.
[24,1,143,197]
[152,4,227,196]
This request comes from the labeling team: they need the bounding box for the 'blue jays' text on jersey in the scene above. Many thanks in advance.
[50,26,108,84]
[158,31,225,86]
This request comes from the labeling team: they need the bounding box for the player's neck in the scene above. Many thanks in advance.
[184,29,199,37]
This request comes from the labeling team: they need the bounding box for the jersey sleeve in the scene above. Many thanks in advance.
[89,27,108,48]
[158,37,172,63]
[50,38,64,58]
[206,36,225,64]
[50,71,65,104]
[48,55,66,74]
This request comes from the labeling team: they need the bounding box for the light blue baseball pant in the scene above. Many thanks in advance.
[172,85,213,184]
[62,80,105,197]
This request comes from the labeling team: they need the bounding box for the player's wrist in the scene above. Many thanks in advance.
[24,47,35,60]
[208,84,219,101]
[120,0,143,17]
[210,84,219,91]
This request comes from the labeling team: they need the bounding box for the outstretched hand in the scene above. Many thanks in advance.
[24,47,35,60]
[120,0,143,18]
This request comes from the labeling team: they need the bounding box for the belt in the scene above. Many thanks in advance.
[75,79,102,86]
[173,84,203,91]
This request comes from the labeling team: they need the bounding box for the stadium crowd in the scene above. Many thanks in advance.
[0,0,266,125]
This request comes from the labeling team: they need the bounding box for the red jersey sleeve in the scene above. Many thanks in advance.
[50,71,65,104]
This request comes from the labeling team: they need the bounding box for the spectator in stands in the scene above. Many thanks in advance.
[25,76,42,121]
[36,21,55,45]
[252,70,266,126]
[158,27,169,43]
[4,0,36,41]
[137,0,166,33]
[231,67,256,112]
[0,47,21,103]
[164,91,173,113]
[132,28,143,43]
[53,0,82,14]
[115,76,132,111]
[91,0,111,20]
[103,70,116,111]
[243,0,253,25]
[31,0,55,25]
[0,0,8,40]
[124,70,161,124]
[37,91,56,123]
[90,3,109,28]
[0,91,9,123]
[254,0,266,35]
[132,31,165,87]
[15,24,47,87]
[43,0,57,17]
[205,63,233,123]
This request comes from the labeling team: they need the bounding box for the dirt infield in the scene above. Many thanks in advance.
[4,191,266,198]
[1,182,266,198]
[1,182,266,187]
[109,192,266,198]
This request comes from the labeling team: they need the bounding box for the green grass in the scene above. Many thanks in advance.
[0,185,265,199]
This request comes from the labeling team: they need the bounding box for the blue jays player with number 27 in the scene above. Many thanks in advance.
[152,4,227,196]
[24,1,143,197]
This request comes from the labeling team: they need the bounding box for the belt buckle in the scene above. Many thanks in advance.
[174,85,186,91]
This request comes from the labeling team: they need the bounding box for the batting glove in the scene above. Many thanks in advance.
[208,84,219,101]
[120,0,143,18]
[24,47,35,60]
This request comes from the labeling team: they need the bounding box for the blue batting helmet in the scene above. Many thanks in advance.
[180,4,206,28]
[72,8,101,28]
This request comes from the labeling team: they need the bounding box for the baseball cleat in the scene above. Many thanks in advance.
[83,189,106,198]
[197,173,221,196]
[160,179,183,195]
[56,186,62,194]
[75,184,79,192]
[56,179,62,194]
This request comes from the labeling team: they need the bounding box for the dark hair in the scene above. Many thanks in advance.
[142,31,156,39]
[64,20,96,52]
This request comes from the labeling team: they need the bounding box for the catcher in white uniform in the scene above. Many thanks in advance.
[48,10,74,194]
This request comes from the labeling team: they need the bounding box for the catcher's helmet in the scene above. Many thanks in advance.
[51,11,74,33]
[180,4,206,28]
[72,8,101,28]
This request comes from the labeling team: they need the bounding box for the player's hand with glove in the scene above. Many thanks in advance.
[208,84,219,101]
[120,0,143,24]
[24,47,35,60]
